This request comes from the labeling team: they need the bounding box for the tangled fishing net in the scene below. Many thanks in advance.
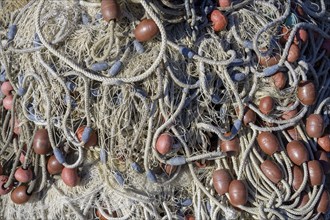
[0,0,330,219]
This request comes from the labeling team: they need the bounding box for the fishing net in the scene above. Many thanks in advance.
[0,0,330,219]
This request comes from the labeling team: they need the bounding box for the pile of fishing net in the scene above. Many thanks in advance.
[0,0,330,219]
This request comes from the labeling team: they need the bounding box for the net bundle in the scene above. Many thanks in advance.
[0,0,330,219]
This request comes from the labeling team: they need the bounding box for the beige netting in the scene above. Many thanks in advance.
[0,0,330,219]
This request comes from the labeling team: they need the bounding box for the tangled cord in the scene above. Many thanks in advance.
[0,0,330,219]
